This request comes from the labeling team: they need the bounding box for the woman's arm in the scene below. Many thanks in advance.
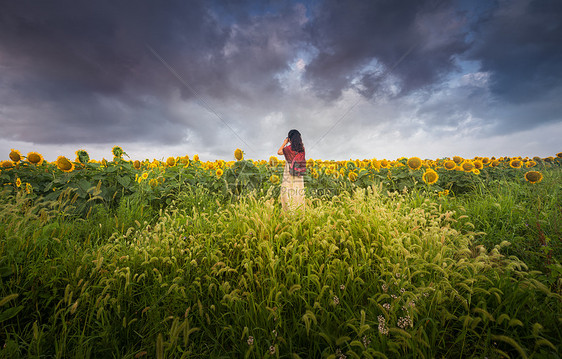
[277,138,289,155]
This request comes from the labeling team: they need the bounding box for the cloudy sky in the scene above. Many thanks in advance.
[1,0,561,162]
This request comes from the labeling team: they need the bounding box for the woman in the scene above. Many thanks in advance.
[277,129,306,212]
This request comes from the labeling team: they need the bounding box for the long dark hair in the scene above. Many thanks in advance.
[288,129,304,153]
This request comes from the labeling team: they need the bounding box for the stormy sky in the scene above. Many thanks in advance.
[1,0,561,162]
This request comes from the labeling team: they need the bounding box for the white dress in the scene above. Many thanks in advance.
[280,161,306,213]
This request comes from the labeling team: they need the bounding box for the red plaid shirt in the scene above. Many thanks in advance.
[282,145,304,163]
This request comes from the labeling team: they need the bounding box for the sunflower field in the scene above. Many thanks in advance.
[0,147,561,358]
[1,147,558,213]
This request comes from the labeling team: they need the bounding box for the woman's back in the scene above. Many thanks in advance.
[277,129,306,212]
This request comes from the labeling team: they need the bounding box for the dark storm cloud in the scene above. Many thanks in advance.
[468,0,562,103]
[1,0,561,155]
[0,1,218,99]
[0,1,216,144]
[0,0,306,144]
[464,0,562,131]
[302,0,470,101]
[298,0,562,133]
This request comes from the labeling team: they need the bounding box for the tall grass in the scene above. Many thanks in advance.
[1,183,560,358]
[441,167,562,279]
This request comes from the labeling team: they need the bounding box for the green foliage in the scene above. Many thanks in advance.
[0,152,560,357]
[441,168,562,276]
[1,181,561,357]
[0,158,138,216]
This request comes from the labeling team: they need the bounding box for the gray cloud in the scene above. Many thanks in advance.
[303,0,470,101]
[0,0,560,160]
[0,0,309,146]
[467,0,562,105]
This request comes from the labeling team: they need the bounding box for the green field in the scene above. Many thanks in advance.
[1,151,561,358]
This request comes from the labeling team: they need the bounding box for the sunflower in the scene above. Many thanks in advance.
[15,178,22,187]
[348,171,358,181]
[490,160,500,167]
[453,156,463,164]
[149,178,158,187]
[370,159,380,170]
[269,156,279,167]
[215,168,224,178]
[346,161,356,170]
[407,157,422,170]
[193,154,200,162]
[472,169,480,175]
[56,156,74,172]
[133,160,141,169]
[380,159,389,168]
[25,182,33,194]
[27,152,44,165]
[112,146,124,158]
[311,170,319,179]
[75,149,90,164]
[482,157,490,165]
[422,170,439,185]
[166,157,176,167]
[461,161,475,172]
[1,160,14,169]
[9,149,22,162]
[557,152,562,158]
[524,171,543,184]
[473,160,483,170]
[526,160,536,168]
[178,156,190,166]
[444,160,456,170]
[270,174,280,184]
[234,149,243,161]
[509,159,522,168]
[141,172,149,180]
